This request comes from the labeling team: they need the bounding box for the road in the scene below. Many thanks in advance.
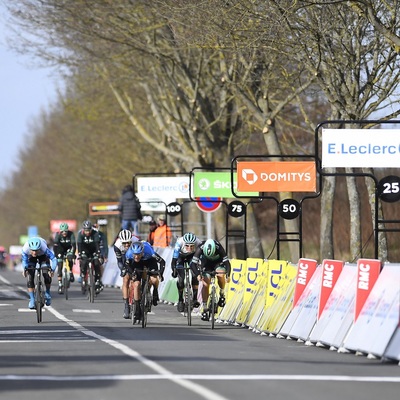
[0,268,399,400]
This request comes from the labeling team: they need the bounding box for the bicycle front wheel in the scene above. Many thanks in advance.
[185,283,192,326]
[141,281,148,328]
[210,285,216,329]
[88,265,95,303]
[34,279,43,323]
[62,268,69,300]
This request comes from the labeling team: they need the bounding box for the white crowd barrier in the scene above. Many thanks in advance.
[102,247,400,364]
[217,257,400,365]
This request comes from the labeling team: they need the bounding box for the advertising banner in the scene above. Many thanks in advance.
[136,176,190,199]
[354,258,381,321]
[193,171,256,198]
[318,259,344,319]
[322,129,400,168]
[50,219,78,233]
[237,161,316,192]
[293,258,318,307]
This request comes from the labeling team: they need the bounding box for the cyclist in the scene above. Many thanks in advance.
[94,224,108,291]
[190,238,231,321]
[21,237,57,309]
[124,241,165,321]
[171,232,202,312]
[114,229,139,318]
[77,220,102,294]
[53,222,77,294]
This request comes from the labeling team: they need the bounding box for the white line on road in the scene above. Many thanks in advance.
[0,340,96,343]
[0,330,77,334]
[72,309,101,313]
[46,307,230,400]
[0,374,399,382]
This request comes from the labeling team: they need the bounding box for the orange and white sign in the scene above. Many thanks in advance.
[237,161,316,192]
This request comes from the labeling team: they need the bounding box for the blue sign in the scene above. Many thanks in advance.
[28,225,39,237]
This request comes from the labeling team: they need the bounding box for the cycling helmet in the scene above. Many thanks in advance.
[118,229,132,243]
[59,222,69,232]
[183,232,197,244]
[203,239,216,258]
[131,241,144,255]
[28,237,42,251]
[82,220,92,230]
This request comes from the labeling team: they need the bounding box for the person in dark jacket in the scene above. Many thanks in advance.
[118,184,142,235]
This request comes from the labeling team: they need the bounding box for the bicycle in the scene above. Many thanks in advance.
[81,258,95,303]
[87,260,95,303]
[128,270,139,325]
[201,269,219,329]
[141,267,161,328]
[27,264,50,323]
[183,261,193,326]
[61,256,71,300]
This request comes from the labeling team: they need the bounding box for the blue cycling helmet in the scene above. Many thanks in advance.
[183,232,197,244]
[28,237,42,251]
[203,239,216,258]
[131,241,144,255]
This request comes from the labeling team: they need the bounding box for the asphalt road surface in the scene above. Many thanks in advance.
[1,267,399,400]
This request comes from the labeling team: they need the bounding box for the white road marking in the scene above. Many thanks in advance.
[0,340,96,343]
[46,307,230,400]
[72,309,101,313]
[0,374,398,382]
[0,330,75,334]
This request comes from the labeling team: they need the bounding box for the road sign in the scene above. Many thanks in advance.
[278,199,300,220]
[377,175,400,203]
[227,200,246,218]
[166,202,182,216]
[195,197,222,213]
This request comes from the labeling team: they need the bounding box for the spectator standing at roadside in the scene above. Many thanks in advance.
[153,215,173,248]
[147,220,157,245]
[118,184,142,235]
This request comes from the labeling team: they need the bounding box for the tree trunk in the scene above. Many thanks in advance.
[320,169,336,260]
[346,172,362,261]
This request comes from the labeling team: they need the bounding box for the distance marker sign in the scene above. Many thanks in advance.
[227,200,246,218]
[278,199,300,220]
[195,197,222,213]
[377,175,400,203]
[166,202,182,216]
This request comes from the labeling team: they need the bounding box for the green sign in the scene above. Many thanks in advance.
[193,172,257,198]
[19,235,29,246]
